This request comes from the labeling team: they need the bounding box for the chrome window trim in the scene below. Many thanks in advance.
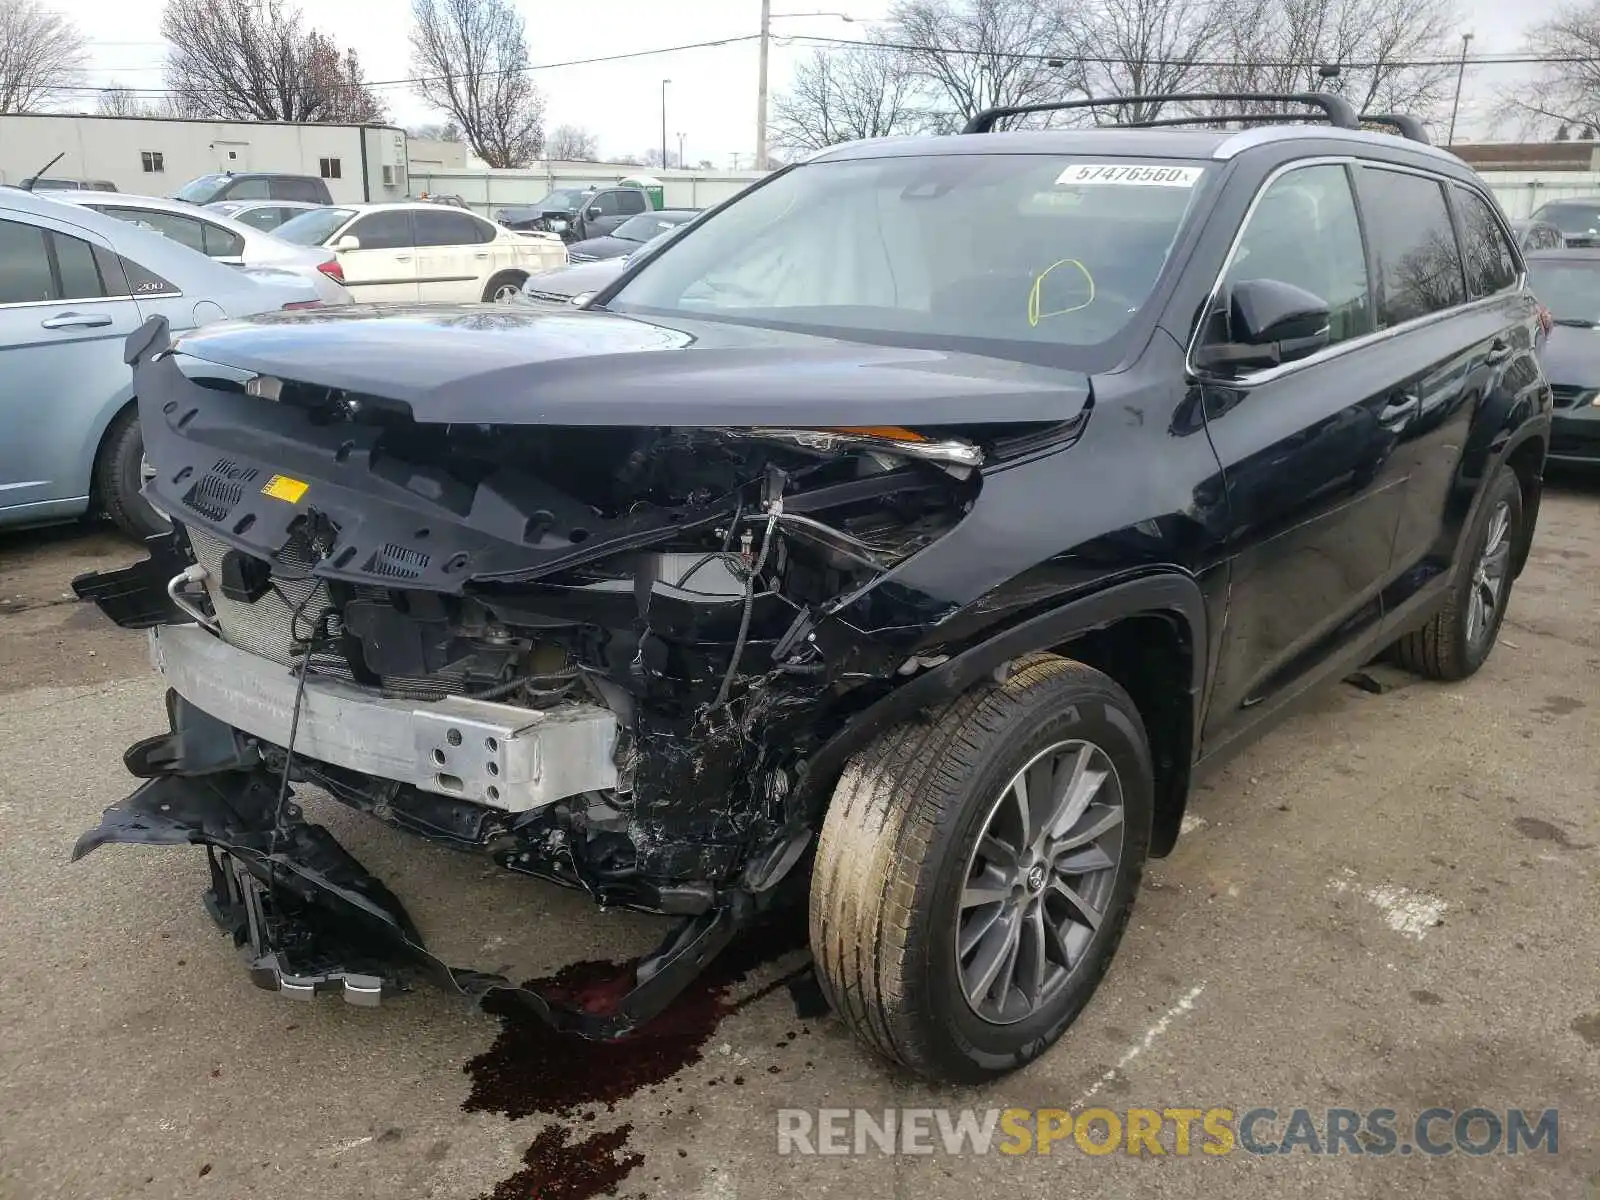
[0,294,139,311]
[1185,155,1526,388]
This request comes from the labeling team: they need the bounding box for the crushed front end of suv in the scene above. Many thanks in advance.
[73,99,1552,1083]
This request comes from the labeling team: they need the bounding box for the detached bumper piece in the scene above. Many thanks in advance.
[72,769,743,1038]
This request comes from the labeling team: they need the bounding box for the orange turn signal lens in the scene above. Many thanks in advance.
[823,426,929,442]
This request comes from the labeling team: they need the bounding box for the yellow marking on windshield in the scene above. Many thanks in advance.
[261,475,309,503]
[1027,258,1095,327]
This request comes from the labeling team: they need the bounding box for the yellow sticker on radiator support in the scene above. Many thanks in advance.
[261,475,309,503]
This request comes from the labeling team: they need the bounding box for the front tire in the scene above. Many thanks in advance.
[95,409,168,540]
[1390,465,1523,681]
[809,654,1152,1083]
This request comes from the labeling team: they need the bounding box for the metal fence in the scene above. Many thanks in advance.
[407,164,770,217]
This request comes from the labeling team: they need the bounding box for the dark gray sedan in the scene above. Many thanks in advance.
[564,210,698,263]
[1528,248,1600,463]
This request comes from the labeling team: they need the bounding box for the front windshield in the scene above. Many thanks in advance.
[534,188,590,210]
[175,174,230,204]
[274,207,355,246]
[1532,203,1600,237]
[608,155,1208,350]
[1528,259,1600,325]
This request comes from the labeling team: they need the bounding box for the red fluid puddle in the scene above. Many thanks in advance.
[465,912,810,1199]
[482,1124,644,1200]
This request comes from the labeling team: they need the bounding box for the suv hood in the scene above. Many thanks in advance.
[169,304,1091,427]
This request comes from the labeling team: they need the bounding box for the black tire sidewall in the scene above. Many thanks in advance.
[102,414,167,540]
[913,681,1153,1077]
[1455,468,1523,674]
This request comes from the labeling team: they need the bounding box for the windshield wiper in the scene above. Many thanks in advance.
[1551,317,1598,327]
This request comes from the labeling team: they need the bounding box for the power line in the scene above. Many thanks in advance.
[785,32,1600,72]
[37,33,764,96]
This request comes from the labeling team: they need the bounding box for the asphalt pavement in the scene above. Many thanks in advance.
[1,478,1596,1200]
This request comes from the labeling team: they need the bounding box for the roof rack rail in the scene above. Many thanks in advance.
[1359,113,1431,144]
[962,92,1360,134]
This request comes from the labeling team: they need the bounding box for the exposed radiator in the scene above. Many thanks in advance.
[185,528,464,700]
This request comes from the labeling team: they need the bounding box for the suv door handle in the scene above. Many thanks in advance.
[393,255,412,263]
[1485,338,1512,366]
[41,311,113,330]
[1379,393,1420,426]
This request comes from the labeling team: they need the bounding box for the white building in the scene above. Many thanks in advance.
[0,114,414,202]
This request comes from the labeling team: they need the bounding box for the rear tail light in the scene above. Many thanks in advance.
[281,300,323,310]
[317,258,344,284]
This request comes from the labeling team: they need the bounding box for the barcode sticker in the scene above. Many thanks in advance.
[1056,164,1204,187]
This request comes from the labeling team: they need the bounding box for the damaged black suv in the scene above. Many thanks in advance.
[74,93,1552,1083]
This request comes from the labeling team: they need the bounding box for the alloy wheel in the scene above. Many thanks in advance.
[956,739,1125,1025]
[492,282,523,303]
[1466,498,1512,652]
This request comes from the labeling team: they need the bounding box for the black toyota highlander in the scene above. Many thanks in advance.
[74,93,1552,1083]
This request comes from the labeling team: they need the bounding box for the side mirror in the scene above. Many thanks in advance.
[585,206,602,220]
[335,234,361,252]
[1195,278,1331,372]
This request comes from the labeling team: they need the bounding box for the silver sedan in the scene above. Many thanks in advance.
[50,192,353,306]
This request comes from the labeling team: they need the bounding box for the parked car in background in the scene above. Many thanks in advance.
[173,172,333,206]
[565,209,698,262]
[1526,198,1600,247]
[569,185,654,242]
[53,193,352,307]
[494,187,596,235]
[19,177,118,192]
[1526,248,1600,464]
[0,189,322,538]
[418,193,471,208]
[517,258,628,305]
[273,202,566,302]
[204,199,323,232]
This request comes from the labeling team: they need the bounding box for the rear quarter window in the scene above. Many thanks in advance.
[1453,186,1518,298]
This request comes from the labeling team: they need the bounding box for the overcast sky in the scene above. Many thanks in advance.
[66,0,1555,163]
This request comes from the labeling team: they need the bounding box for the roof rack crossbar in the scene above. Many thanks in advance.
[1114,112,1322,130]
[962,92,1360,134]
[1358,113,1431,144]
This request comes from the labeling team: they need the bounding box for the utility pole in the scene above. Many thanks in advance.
[661,79,671,170]
[1447,32,1473,147]
[756,0,772,170]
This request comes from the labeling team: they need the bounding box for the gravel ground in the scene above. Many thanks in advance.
[1,476,1596,1200]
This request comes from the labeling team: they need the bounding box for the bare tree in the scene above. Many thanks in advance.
[546,123,599,160]
[97,85,146,117]
[1500,2,1600,134]
[1206,0,1456,122]
[1074,0,1231,121]
[0,0,87,113]
[409,0,545,167]
[161,0,386,122]
[889,0,1080,131]
[771,44,926,152]
[408,120,464,141]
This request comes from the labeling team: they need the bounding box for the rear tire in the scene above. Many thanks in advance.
[809,653,1152,1083]
[483,272,527,303]
[1390,465,1523,681]
[95,409,168,541]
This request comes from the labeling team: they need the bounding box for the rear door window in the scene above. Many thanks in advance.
[200,221,245,258]
[0,219,55,303]
[225,177,272,200]
[1225,163,1373,345]
[617,191,648,215]
[1453,187,1518,298]
[1356,168,1467,325]
[51,231,107,299]
[414,209,492,246]
[275,178,324,203]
